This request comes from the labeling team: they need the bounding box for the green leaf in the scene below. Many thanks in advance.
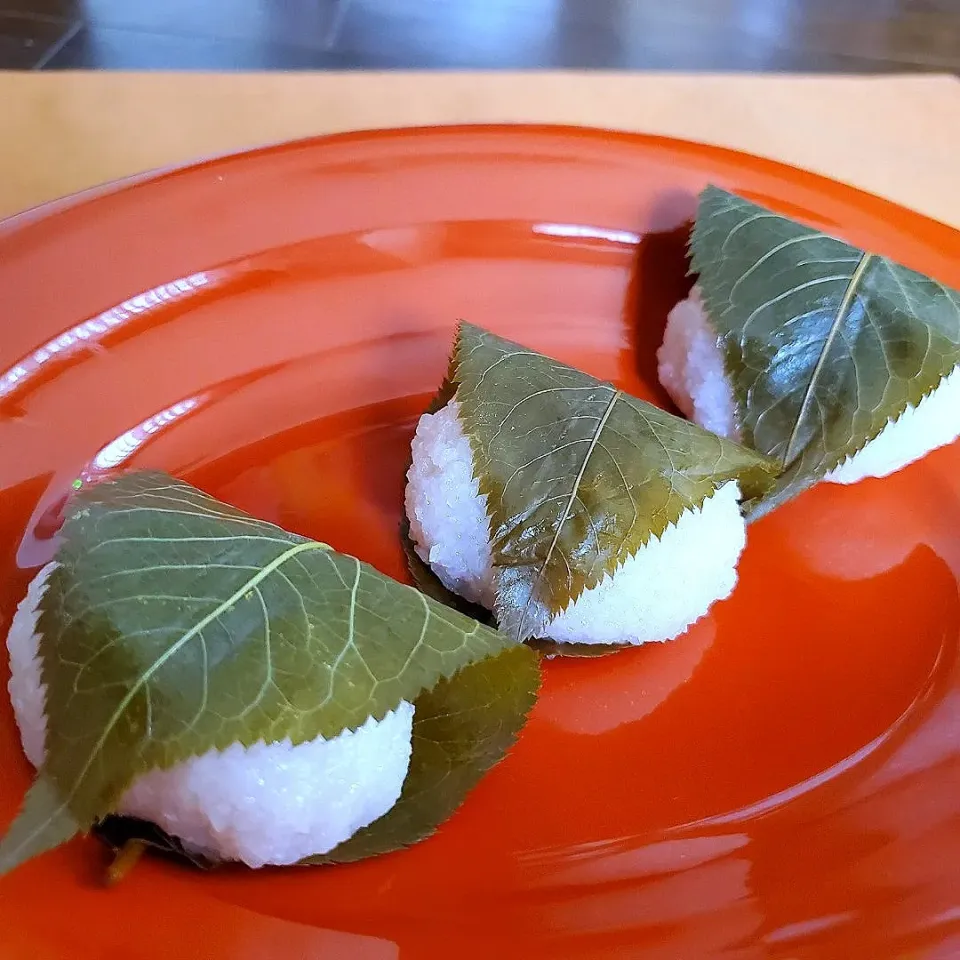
[692,185,960,518]
[91,645,539,872]
[0,472,524,874]
[0,778,81,875]
[452,323,778,641]
[401,522,618,658]
[405,396,603,659]
[309,643,539,864]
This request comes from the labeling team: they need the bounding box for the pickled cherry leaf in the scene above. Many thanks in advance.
[0,779,81,874]
[451,323,778,641]
[692,186,960,518]
[94,645,539,871]
[309,643,539,864]
[402,519,621,658]
[0,472,528,874]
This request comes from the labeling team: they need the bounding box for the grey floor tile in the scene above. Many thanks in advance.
[44,23,346,69]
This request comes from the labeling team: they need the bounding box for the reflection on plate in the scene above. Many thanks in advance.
[537,621,715,735]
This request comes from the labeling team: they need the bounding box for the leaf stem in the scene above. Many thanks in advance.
[106,839,146,886]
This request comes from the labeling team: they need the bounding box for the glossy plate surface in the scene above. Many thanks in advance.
[0,126,958,960]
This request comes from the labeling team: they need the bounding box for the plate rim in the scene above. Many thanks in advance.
[3,122,959,243]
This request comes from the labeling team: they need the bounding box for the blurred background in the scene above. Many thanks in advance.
[1,0,957,72]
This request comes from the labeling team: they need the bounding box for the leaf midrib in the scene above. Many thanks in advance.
[782,252,876,467]
[515,388,621,639]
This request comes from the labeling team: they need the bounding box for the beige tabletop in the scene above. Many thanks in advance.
[1,71,958,226]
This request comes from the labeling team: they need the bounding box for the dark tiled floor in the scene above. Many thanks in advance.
[0,11,76,67]
[1,0,77,17]
[0,0,958,71]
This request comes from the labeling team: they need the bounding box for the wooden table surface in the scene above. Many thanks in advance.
[0,0,958,71]
[1,71,959,227]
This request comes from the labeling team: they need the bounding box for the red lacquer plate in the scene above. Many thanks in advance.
[0,126,958,960]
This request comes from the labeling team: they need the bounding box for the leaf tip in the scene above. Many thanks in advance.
[0,776,82,876]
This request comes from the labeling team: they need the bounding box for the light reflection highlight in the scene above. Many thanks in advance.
[87,395,207,473]
[0,271,211,400]
[533,223,640,245]
[538,621,714,735]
